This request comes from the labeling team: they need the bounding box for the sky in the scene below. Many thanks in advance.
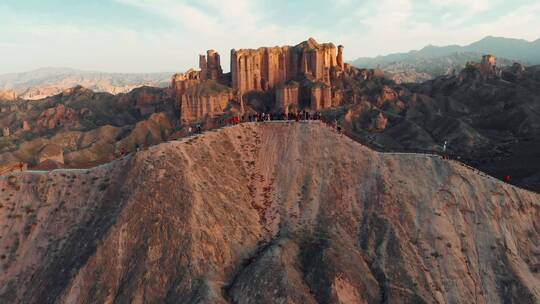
[1,0,539,74]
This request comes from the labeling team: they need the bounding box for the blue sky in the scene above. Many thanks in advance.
[1,0,539,73]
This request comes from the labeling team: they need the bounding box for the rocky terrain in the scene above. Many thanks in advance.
[327,56,540,192]
[0,68,171,100]
[351,36,540,83]
[0,85,177,173]
[0,38,539,196]
[0,122,538,303]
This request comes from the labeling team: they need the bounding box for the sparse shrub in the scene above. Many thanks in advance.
[7,175,17,186]
[430,251,442,258]
[98,183,109,191]
[446,242,452,248]
[23,204,33,213]
[436,236,443,240]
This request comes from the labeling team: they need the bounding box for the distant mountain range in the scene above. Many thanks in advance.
[350,36,540,83]
[0,67,172,100]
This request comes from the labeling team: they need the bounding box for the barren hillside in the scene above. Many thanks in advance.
[0,122,538,303]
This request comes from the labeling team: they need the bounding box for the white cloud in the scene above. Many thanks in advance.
[1,0,539,73]
[430,0,493,14]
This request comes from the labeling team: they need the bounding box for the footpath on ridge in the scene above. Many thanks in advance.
[7,119,536,195]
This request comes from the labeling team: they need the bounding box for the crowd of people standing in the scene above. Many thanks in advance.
[220,111,324,126]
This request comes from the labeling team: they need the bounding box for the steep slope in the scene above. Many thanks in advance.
[336,59,540,192]
[0,122,538,303]
[0,85,177,171]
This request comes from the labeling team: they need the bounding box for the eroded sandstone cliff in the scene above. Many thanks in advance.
[172,38,351,123]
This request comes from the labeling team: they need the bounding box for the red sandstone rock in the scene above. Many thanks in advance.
[276,82,300,114]
[337,45,344,70]
[200,50,223,81]
[231,38,338,101]
[310,83,332,110]
[36,104,79,130]
[377,85,399,107]
[180,81,233,123]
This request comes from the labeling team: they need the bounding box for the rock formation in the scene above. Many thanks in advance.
[199,50,223,81]
[337,45,344,69]
[377,85,399,107]
[171,51,233,123]
[275,82,300,113]
[171,69,202,96]
[180,81,233,123]
[36,104,79,130]
[230,38,338,101]
[460,54,502,82]
[172,38,354,123]
[310,83,332,110]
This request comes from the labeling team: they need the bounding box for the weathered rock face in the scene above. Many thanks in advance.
[181,89,232,123]
[36,104,79,130]
[460,54,502,82]
[200,50,223,81]
[337,45,344,69]
[377,85,399,107]
[171,39,364,123]
[179,81,233,123]
[275,82,300,113]
[171,69,202,96]
[171,51,230,123]
[0,123,538,303]
[231,38,338,100]
[310,83,332,110]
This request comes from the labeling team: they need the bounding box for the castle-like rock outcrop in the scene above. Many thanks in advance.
[231,38,338,101]
[172,38,354,123]
[171,50,230,124]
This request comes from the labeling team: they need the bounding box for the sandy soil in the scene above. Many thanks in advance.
[0,122,538,303]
